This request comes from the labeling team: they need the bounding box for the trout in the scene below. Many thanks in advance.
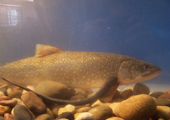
[0,44,161,105]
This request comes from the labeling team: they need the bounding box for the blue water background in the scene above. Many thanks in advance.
[0,0,169,89]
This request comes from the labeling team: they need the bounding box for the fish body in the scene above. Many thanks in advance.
[0,44,161,88]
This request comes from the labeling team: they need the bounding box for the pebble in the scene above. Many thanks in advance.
[0,99,17,107]
[57,112,74,120]
[8,90,22,99]
[118,94,156,120]
[153,106,170,120]
[21,91,47,115]
[0,105,7,116]
[4,113,14,120]
[3,106,11,113]
[163,89,170,94]
[91,100,105,107]
[88,105,113,120]
[158,93,170,99]
[75,106,91,113]
[154,98,170,107]
[0,86,7,94]
[0,116,4,120]
[150,91,164,98]
[35,114,53,120]
[106,117,125,120]
[52,104,65,117]
[121,89,133,99]
[34,81,70,99]
[12,98,24,105]
[133,83,150,95]
[0,92,5,97]
[13,104,33,120]
[58,104,75,115]
[75,89,87,97]
[46,108,54,119]
[6,88,13,96]
[109,102,120,117]
[152,106,170,120]
[58,118,69,120]
[75,112,94,120]
[0,96,9,101]
[22,86,35,94]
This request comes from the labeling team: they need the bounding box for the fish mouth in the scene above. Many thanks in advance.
[142,67,162,77]
[142,67,162,80]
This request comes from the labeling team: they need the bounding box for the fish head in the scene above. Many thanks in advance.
[117,59,162,85]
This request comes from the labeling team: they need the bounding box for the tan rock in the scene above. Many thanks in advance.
[58,104,75,115]
[109,102,120,116]
[106,117,125,120]
[152,106,170,120]
[118,94,156,120]
[88,105,113,120]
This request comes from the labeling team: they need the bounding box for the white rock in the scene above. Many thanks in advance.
[75,112,94,120]
[58,104,75,115]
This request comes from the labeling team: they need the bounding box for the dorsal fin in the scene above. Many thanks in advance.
[35,44,63,57]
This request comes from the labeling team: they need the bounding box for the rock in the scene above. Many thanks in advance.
[133,83,150,95]
[8,90,22,99]
[88,105,113,120]
[123,87,133,91]
[0,96,9,101]
[52,104,65,117]
[70,95,86,101]
[76,107,91,113]
[0,92,5,97]
[91,100,105,107]
[152,106,170,120]
[154,98,170,107]
[121,89,133,99]
[158,93,170,99]
[21,91,47,115]
[109,102,120,117]
[106,117,125,120]
[0,116,4,120]
[118,94,156,120]
[82,89,93,96]
[0,105,7,116]
[60,117,70,120]
[35,114,53,120]
[164,89,170,94]
[150,91,164,98]
[58,104,75,115]
[0,86,7,94]
[0,99,17,107]
[4,113,14,120]
[7,88,13,96]
[12,98,24,105]
[14,104,33,120]
[22,86,34,94]
[46,108,54,119]
[57,112,74,120]
[75,89,87,97]
[3,106,11,113]
[75,112,94,120]
[34,81,70,99]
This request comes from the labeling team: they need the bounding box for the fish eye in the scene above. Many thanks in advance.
[143,65,150,70]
